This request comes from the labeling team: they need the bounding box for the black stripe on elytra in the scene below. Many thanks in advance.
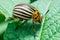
[13,14,29,20]
[13,9,32,16]
[14,8,33,14]
[14,12,31,18]
[30,7,35,11]
[27,5,35,11]
[13,12,32,18]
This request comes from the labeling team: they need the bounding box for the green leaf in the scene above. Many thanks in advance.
[4,20,41,40]
[0,33,4,40]
[0,0,60,40]
[30,0,37,3]
[0,22,8,35]
[39,0,60,40]
[0,12,5,23]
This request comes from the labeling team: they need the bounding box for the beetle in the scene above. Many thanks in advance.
[11,4,49,38]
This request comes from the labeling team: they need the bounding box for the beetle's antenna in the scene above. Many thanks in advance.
[43,9,49,16]
[42,1,51,18]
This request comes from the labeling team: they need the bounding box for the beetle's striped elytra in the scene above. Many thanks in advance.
[13,4,42,23]
[12,4,42,38]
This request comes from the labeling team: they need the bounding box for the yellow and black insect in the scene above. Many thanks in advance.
[13,4,42,22]
[12,4,49,38]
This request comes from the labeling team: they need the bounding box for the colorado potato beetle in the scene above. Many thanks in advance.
[12,4,43,38]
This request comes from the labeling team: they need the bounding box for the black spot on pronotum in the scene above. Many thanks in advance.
[34,16,38,19]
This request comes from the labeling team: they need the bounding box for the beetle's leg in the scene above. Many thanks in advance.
[32,21,36,38]
[8,17,19,22]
